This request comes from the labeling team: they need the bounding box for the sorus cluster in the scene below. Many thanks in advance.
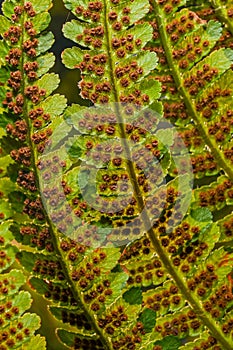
[0,248,12,271]
[155,308,201,337]
[195,88,231,121]
[220,215,233,238]
[190,153,218,176]
[0,277,16,298]
[98,305,129,335]
[163,101,188,121]
[43,280,77,306]
[143,283,181,313]
[20,225,54,252]
[61,310,92,330]
[197,177,233,209]
[157,0,182,14]
[127,257,165,286]
[82,278,113,312]
[120,236,152,261]
[153,214,211,272]
[202,284,233,320]
[72,336,103,350]
[207,110,233,149]
[112,322,145,349]
[71,250,106,291]
[23,197,44,220]
[0,317,31,350]
[184,64,219,96]
[72,0,154,105]
[191,337,221,350]
[32,258,65,281]
[1,2,55,238]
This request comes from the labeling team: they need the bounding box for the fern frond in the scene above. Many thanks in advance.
[1,0,233,349]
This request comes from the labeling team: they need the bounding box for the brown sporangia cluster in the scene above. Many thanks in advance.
[98,172,130,197]
[32,258,65,280]
[143,284,181,313]
[16,170,37,192]
[179,126,203,149]
[0,249,11,271]
[5,48,22,67]
[72,336,104,350]
[75,1,103,23]
[187,264,218,295]
[184,64,219,96]
[157,0,182,14]
[0,277,16,298]
[98,305,128,335]
[206,109,233,148]
[218,0,233,19]
[71,250,106,291]
[37,155,77,234]
[0,275,31,347]
[109,218,143,243]
[6,119,27,141]
[155,308,201,337]
[10,147,31,167]
[178,127,218,176]
[82,278,113,312]
[195,87,231,120]
[23,197,44,220]
[151,214,210,272]
[20,226,54,252]
[146,4,231,132]
[190,153,218,176]
[203,284,233,320]
[163,101,188,120]
[190,337,221,350]
[74,0,132,28]
[3,2,51,159]
[149,186,183,228]
[43,280,77,305]
[0,308,31,350]
[115,62,150,106]
[1,2,56,244]
[61,310,92,330]
[111,322,146,349]
[217,28,233,50]
[197,177,233,209]
[220,215,233,238]
[148,6,206,69]
[120,236,152,261]
[72,1,153,105]
[76,110,117,134]
[69,194,87,216]
[127,257,165,286]
[208,111,233,140]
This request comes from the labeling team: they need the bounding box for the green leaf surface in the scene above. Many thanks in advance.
[31,0,52,13]
[40,94,67,117]
[123,287,143,305]
[138,308,156,333]
[0,14,10,33]
[22,334,47,350]
[62,46,84,69]
[37,31,55,55]
[154,335,182,350]
[33,12,51,32]
[37,73,60,96]
[37,53,55,77]
[191,207,213,222]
